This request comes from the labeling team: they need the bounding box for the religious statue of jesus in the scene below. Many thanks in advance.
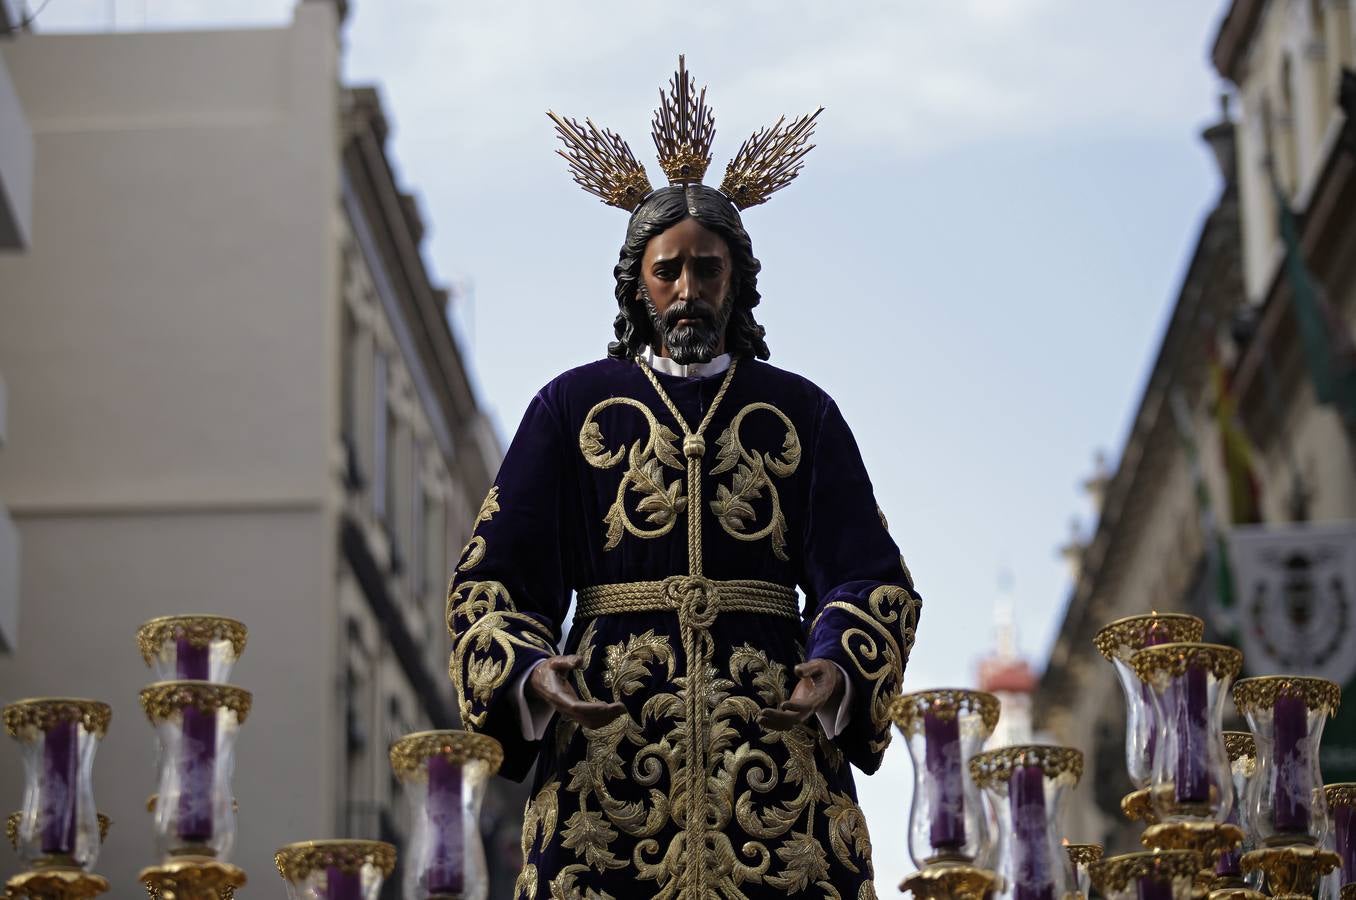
[446,58,921,900]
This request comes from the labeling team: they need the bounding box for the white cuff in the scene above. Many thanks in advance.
[512,660,554,741]
[815,662,854,739]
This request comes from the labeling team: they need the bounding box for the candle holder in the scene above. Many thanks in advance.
[1329,783,1356,887]
[1094,613,1204,790]
[137,616,247,684]
[139,681,250,861]
[3,699,111,870]
[1063,842,1102,899]
[3,699,113,900]
[1132,642,1242,823]
[1232,676,1340,847]
[890,690,1000,873]
[970,745,1083,900]
[275,840,398,899]
[1205,733,1261,894]
[1239,843,1339,897]
[139,858,247,900]
[1088,850,1201,900]
[389,730,503,900]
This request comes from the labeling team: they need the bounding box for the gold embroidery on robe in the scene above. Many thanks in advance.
[515,781,560,900]
[709,402,801,561]
[580,397,687,550]
[457,486,501,572]
[447,579,557,728]
[525,629,869,899]
[811,584,920,754]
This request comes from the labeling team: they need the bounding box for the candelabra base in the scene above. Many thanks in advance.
[1239,845,1339,897]
[1141,821,1244,869]
[1205,889,1265,900]
[899,863,998,899]
[1120,788,1158,825]
[6,868,110,900]
[139,858,245,900]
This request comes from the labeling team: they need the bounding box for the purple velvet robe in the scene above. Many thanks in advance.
[447,357,920,899]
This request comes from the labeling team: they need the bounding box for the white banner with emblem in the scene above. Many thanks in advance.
[1227,520,1356,684]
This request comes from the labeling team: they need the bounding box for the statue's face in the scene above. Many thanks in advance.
[639,216,734,363]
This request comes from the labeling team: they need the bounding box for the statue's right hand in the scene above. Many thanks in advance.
[527,654,626,729]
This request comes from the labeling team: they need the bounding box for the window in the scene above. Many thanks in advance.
[412,443,426,595]
[373,353,389,518]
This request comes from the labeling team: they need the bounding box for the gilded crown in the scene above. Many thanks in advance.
[548,55,822,213]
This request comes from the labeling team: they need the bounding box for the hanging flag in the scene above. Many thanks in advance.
[1229,521,1356,779]
[1271,175,1356,422]
[1209,356,1263,525]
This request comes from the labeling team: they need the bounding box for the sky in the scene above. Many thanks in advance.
[35,0,1233,891]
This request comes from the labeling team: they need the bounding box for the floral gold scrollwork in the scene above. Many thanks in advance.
[1326,783,1356,809]
[580,397,687,550]
[709,402,801,561]
[1232,675,1342,716]
[514,781,560,900]
[1088,850,1200,893]
[1223,730,1255,763]
[1092,613,1204,662]
[523,627,871,899]
[273,840,398,879]
[889,689,1000,735]
[447,580,557,729]
[138,683,251,724]
[1130,641,1243,688]
[1065,843,1104,868]
[389,729,504,780]
[968,744,1083,790]
[811,584,921,755]
[3,698,112,739]
[457,486,501,573]
[136,615,247,668]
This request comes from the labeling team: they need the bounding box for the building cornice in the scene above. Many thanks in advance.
[1211,0,1266,84]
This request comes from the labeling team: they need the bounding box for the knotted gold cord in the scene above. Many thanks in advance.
[635,357,738,898]
[575,578,797,622]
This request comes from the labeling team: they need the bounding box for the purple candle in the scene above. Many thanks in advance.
[924,709,966,852]
[1174,663,1210,804]
[325,864,363,900]
[426,754,464,894]
[1136,874,1174,900]
[1335,802,1355,884]
[1273,694,1310,834]
[176,636,210,680]
[40,719,78,855]
[176,637,216,844]
[1010,764,1054,900]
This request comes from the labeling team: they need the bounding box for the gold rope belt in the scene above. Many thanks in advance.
[575,576,799,622]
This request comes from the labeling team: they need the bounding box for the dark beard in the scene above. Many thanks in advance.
[642,290,734,365]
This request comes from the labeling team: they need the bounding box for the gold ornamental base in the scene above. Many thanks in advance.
[1239,845,1339,897]
[139,858,246,900]
[1206,889,1265,900]
[6,868,110,900]
[899,863,998,899]
[1121,788,1158,825]
[1142,821,1244,868]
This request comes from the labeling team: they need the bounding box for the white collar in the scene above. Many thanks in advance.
[643,349,732,378]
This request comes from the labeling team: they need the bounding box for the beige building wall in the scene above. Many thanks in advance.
[0,4,350,888]
[1039,0,1356,851]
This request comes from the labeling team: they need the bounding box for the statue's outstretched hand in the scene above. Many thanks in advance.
[527,654,627,729]
[757,659,846,732]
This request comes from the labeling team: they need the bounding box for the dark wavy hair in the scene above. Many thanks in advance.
[608,184,770,361]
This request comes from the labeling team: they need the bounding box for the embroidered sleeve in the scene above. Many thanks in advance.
[800,396,921,775]
[447,393,572,781]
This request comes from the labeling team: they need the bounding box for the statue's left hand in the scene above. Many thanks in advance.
[756,659,845,731]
